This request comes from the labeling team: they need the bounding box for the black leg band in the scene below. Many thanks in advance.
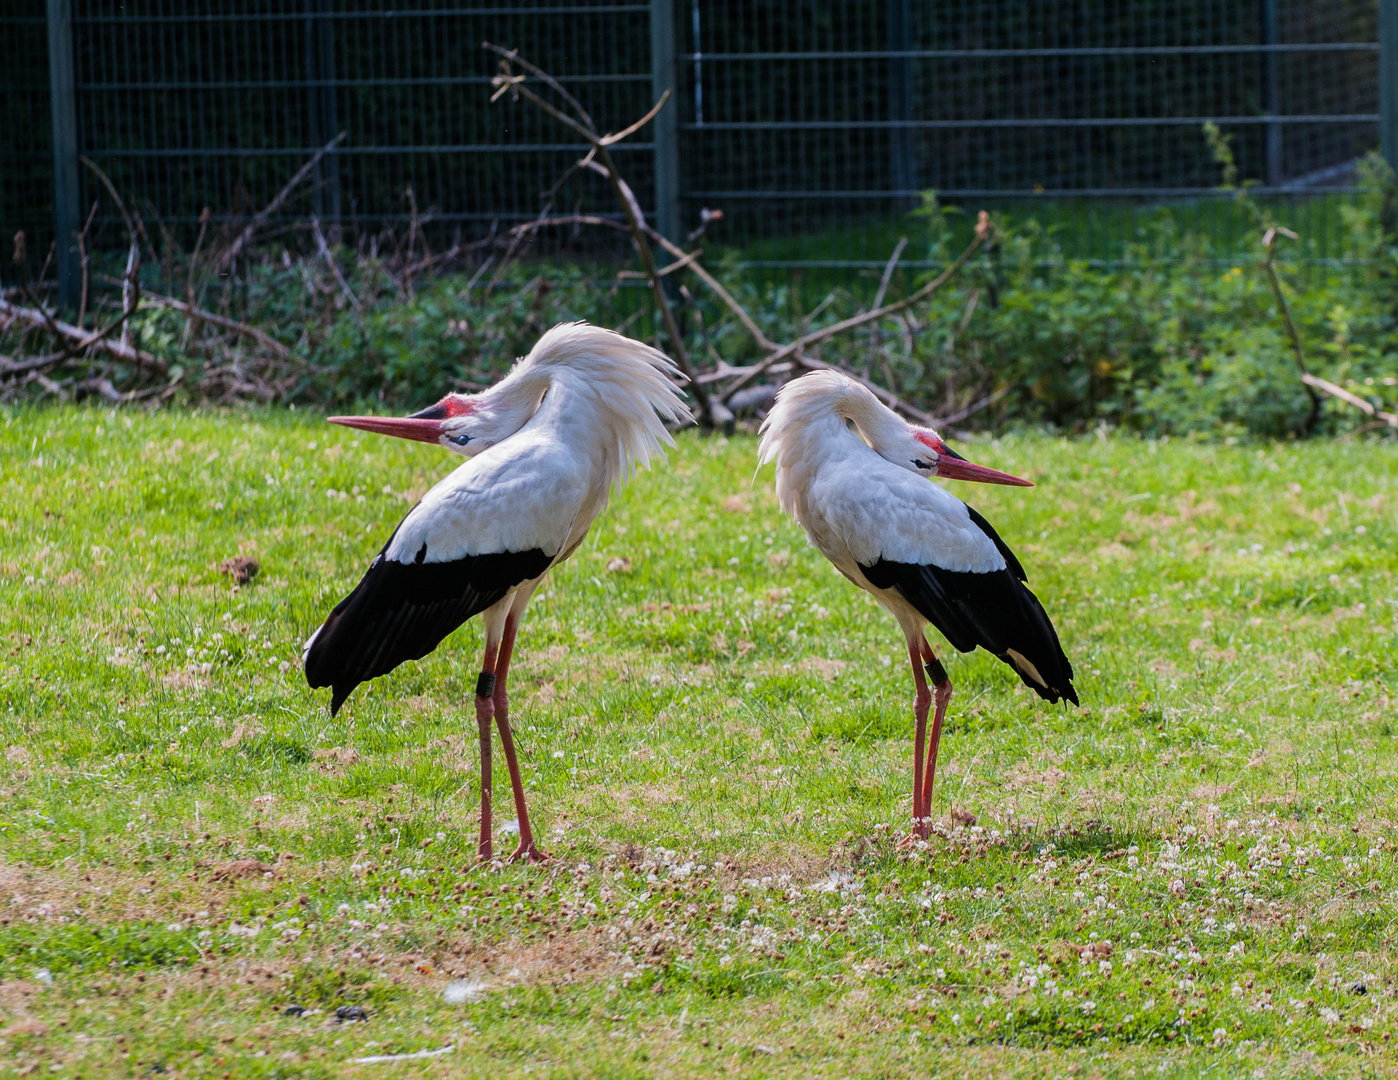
[925,657,949,686]
[476,672,497,699]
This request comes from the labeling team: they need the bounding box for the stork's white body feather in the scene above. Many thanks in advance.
[758,372,1004,584]
[305,322,690,709]
[382,321,689,569]
[384,389,603,567]
[756,369,1076,840]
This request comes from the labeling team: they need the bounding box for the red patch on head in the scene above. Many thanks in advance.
[407,394,474,421]
[913,431,945,454]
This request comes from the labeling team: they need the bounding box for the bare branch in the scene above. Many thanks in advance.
[78,156,136,237]
[218,131,346,270]
[119,237,140,352]
[600,90,670,146]
[482,43,596,131]
[0,297,165,373]
[871,236,908,312]
[935,385,1012,428]
[776,349,935,425]
[618,247,703,279]
[0,353,68,375]
[720,213,992,403]
[1301,373,1398,428]
[312,217,361,312]
[483,47,712,422]
[76,199,99,331]
[1260,228,1321,434]
[645,227,775,350]
[136,292,292,361]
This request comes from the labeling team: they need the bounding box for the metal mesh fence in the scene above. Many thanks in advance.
[2,0,1385,289]
[2,4,57,272]
[676,0,1380,267]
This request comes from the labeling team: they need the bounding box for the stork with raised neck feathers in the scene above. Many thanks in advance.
[758,371,1077,840]
[303,323,691,862]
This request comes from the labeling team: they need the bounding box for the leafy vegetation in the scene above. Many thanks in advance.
[12,152,1398,439]
[0,408,1394,1076]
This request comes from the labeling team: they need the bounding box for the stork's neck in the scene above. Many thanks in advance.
[517,370,629,483]
[789,388,905,468]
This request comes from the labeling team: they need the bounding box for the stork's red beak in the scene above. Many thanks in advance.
[917,434,1034,486]
[934,453,1034,487]
[327,414,446,443]
[328,396,470,443]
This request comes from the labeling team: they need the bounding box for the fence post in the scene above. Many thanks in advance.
[888,0,915,204]
[1383,0,1398,175]
[305,0,341,235]
[650,0,680,250]
[1260,0,1282,186]
[46,0,79,308]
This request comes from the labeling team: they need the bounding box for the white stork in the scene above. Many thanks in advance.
[303,323,691,862]
[758,371,1076,839]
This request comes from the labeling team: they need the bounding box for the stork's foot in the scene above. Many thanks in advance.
[898,819,932,848]
[475,842,494,863]
[509,842,551,864]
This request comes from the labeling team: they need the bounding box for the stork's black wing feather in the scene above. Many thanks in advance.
[304,545,552,715]
[860,505,1077,705]
[962,504,1027,582]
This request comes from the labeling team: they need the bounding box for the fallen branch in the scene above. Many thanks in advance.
[0,353,68,375]
[0,297,165,373]
[135,291,292,361]
[1301,373,1398,428]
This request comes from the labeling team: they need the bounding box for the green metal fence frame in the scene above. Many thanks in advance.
[31,0,1398,307]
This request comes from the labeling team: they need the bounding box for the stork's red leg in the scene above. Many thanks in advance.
[474,637,501,861]
[903,640,932,842]
[491,614,550,863]
[919,640,953,822]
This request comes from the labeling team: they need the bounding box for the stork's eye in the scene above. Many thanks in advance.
[452,434,471,446]
[912,458,934,470]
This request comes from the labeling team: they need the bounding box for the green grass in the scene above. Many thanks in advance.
[1,408,1396,1077]
[724,192,1369,272]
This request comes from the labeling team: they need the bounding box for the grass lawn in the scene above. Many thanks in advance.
[0,408,1396,1078]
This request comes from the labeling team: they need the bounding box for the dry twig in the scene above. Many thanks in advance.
[1260,226,1322,435]
[218,132,346,270]
[483,43,715,424]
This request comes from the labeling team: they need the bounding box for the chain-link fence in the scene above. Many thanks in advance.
[3,0,1388,300]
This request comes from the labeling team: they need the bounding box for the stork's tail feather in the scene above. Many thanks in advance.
[304,547,553,714]
[860,558,1077,706]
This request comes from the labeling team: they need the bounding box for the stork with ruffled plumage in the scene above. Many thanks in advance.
[303,323,691,862]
